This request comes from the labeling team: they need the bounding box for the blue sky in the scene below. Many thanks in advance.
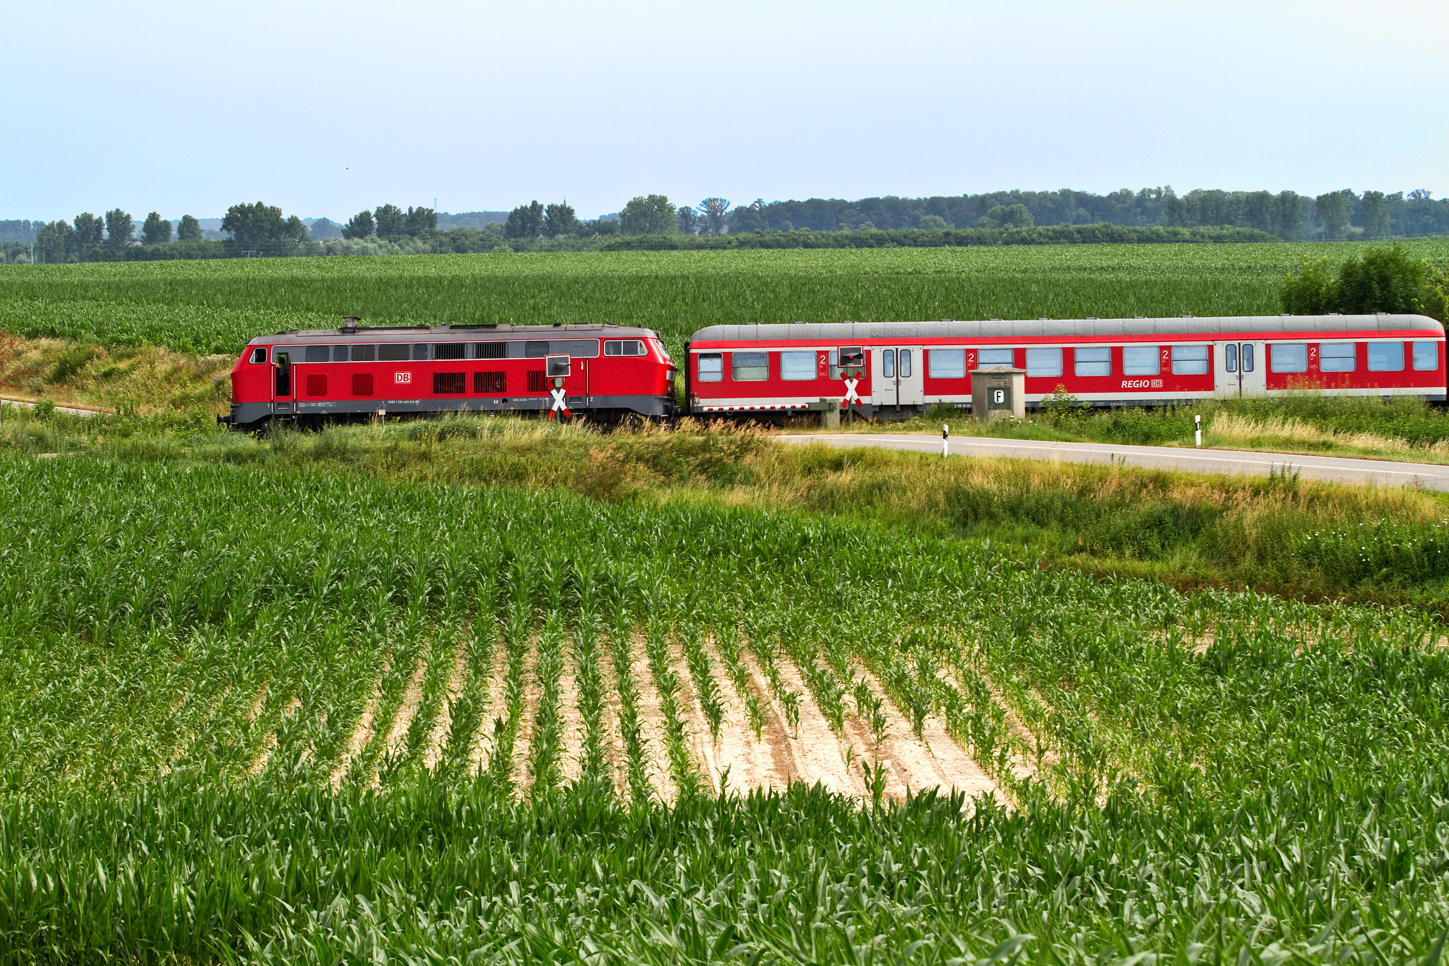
[2,0,1445,221]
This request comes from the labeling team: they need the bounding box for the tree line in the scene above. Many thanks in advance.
[6,186,1448,265]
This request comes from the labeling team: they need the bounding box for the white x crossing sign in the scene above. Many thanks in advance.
[842,377,861,408]
[548,385,571,419]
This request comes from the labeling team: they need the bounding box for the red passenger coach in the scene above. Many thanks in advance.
[223,322,676,429]
[685,314,1447,417]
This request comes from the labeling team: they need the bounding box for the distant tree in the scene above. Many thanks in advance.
[1361,190,1390,239]
[307,217,342,240]
[676,206,698,234]
[977,204,1033,229]
[141,211,171,245]
[1163,192,1188,227]
[504,201,544,238]
[1316,191,1350,241]
[176,214,202,242]
[917,214,949,230]
[543,202,580,237]
[404,206,437,238]
[618,195,677,235]
[342,210,375,239]
[698,197,731,234]
[73,212,104,255]
[103,209,135,250]
[34,220,74,263]
[373,204,406,240]
[221,201,306,254]
[728,199,767,234]
[1274,191,1303,241]
[1243,191,1273,233]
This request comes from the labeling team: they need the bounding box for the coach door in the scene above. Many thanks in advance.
[871,346,923,408]
[1214,341,1266,398]
[272,349,294,413]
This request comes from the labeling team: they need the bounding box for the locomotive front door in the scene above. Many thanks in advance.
[1213,341,1266,398]
[871,346,923,408]
[273,350,294,412]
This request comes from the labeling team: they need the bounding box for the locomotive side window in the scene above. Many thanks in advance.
[697,353,723,382]
[1320,343,1356,372]
[379,344,409,361]
[1171,345,1209,375]
[1122,345,1160,376]
[475,371,506,393]
[476,341,507,359]
[351,344,376,362]
[333,346,349,362]
[1368,342,1404,371]
[524,340,550,358]
[1025,347,1063,378]
[305,345,329,363]
[1413,341,1438,371]
[604,340,646,357]
[558,339,599,358]
[731,351,769,381]
[978,348,1013,366]
[412,344,429,361]
[435,343,467,360]
[434,372,466,393]
[780,351,816,381]
[249,347,268,364]
[1075,346,1111,376]
[928,349,966,379]
[1270,343,1308,373]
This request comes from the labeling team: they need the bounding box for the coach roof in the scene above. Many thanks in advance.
[690,315,1446,343]
[251,323,661,345]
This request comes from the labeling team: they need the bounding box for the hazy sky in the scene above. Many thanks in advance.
[3,1,1446,221]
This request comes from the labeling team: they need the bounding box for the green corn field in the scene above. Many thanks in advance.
[3,241,1448,357]
[2,451,1448,963]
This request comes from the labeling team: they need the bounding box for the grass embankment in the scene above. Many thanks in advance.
[7,405,1449,615]
[0,334,231,414]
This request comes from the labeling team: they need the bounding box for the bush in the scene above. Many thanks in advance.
[1281,244,1439,320]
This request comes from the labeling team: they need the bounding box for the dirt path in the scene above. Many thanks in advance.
[630,637,682,804]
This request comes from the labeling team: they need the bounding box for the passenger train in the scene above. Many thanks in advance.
[224,314,1445,429]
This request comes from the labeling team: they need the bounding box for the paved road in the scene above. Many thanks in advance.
[0,396,101,418]
[775,432,1449,491]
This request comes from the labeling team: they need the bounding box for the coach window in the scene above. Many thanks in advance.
[978,348,1013,367]
[1270,343,1308,373]
[333,346,349,362]
[1122,345,1160,376]
[698,353,723,382]
[351,344,376,362]
[780,351,816,381]
[249,347,268,364]
[305,345,329,363]
[1320,343,1356,372]
[1413,341,1438,371]
[1368,342,1405,372]
[379,343,410,362]
[1074,346,1111,377]
[1171,345,1209,375]
[732,351,769,381]
[929,349,966,379]
[1025,347,1063,378]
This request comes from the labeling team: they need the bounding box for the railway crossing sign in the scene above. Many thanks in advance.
[842,377,861,407]
[548,384,571,419]
[546,354,572,419]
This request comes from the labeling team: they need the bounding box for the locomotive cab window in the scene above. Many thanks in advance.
[731,351,769,381]
[249,347,268,364]
[1171,345,1209,375]
[1122,346,1159,376]
[1025,347,1063,378]
[1270,343,1308,373]
[697,353,723,382]
[780,351,816,381]
[1320,343,1356,372]
[604,340,646,357]
[1074,346,1111,377]
[1413,341,1438,371]
[1368,342,1405,372]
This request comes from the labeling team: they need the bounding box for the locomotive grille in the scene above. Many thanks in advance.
[475,371,506,393]
[527,371,546,393]
[433,372,466,394]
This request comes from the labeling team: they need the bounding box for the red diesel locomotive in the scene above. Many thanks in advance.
[223,322,677,429]
[684,314,1447,417]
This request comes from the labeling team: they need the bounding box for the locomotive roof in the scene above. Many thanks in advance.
[690,314,1445,343]
[252,323,660,345]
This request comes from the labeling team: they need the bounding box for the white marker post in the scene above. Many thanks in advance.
[1195,414,1202,447]
[942,423,949,457]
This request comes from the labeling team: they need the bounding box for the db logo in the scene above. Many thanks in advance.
[394,372,412,385]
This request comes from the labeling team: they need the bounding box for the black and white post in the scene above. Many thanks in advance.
[1195,414,1202,447]
[942,423,949,457]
